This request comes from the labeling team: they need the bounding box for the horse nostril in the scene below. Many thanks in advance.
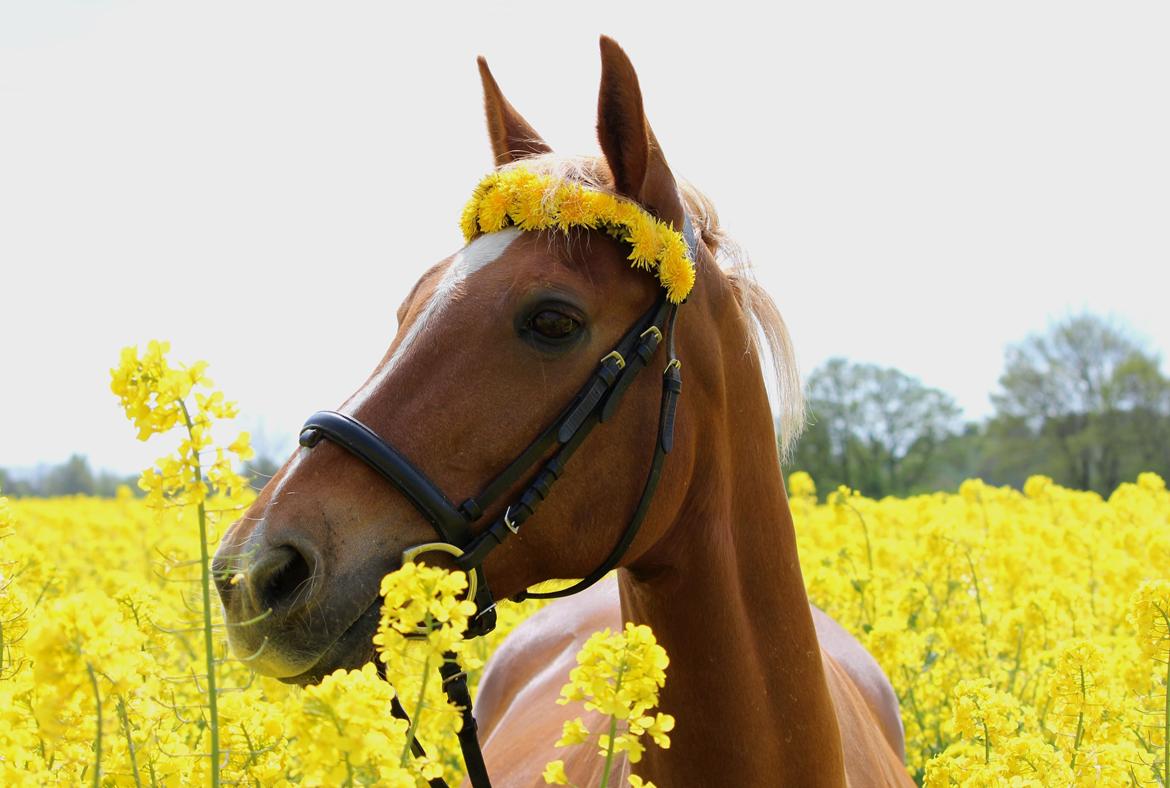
[248,544,316,613]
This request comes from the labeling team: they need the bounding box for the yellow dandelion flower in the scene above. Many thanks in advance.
[554,184,593,230]
[459,167,696,302]
[479,188,512,233]
[625,215,664,268]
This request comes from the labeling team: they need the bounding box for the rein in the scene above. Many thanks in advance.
[296,217,696,787]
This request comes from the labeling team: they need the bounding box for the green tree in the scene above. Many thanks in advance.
[790,358,962,497]
[43,454,96,496]
[987,314,1170,493]
[242,455,280,492]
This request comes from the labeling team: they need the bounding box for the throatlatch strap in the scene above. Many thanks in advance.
[518,321,681,601]
[440,659,492,788]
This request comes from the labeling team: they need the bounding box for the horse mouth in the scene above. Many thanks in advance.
[282,595,383,686]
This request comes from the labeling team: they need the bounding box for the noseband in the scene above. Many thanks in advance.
[296,219,695,787]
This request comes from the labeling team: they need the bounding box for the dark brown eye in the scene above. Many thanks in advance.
[530,310,580,340]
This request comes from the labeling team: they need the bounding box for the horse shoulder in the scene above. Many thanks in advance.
[812,606,913,786]
[474,584,912,787]
[474,581,620,787]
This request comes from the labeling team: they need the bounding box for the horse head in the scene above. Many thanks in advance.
[213,37,798,685]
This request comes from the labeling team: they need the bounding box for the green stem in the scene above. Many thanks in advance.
[963,550,991,661]
[196,498,220,787]
[86,662,102,788]
[1069,666,1086,770]
[1163,625,1169,787]
[845,501,874,575]
[1006,626,1025,694]
[599,657,628,788]
[599,715,619,788]
[181,400,220,788]
[400,650,433,768]
[118,696,144,788]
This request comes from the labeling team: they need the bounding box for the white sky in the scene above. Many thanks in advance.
[2,2,1168,475]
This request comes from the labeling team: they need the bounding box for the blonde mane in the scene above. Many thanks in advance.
[493,154,805,459]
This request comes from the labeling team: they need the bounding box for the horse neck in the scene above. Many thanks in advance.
[618,296,847,786]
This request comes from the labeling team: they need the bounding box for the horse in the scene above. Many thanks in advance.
[213,36,913,787]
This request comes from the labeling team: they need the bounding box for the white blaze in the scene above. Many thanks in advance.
[345,228,522,413]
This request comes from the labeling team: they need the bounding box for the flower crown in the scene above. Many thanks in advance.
[459,168,696,304]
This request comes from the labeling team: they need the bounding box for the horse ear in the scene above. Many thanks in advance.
[596,36,686,230]
[477,56,552,167]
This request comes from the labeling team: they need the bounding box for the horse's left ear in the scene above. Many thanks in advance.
[478,56,553,167]
[596,36,686,231]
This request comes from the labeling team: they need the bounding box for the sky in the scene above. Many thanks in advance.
[2,1,1167,475]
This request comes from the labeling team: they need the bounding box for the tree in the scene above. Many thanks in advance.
[789,358,963,497]
[988,314,1170,493]
[42,454,96,496]
[243,455,281,492]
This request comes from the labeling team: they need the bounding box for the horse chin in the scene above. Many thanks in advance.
[278,596,383,686]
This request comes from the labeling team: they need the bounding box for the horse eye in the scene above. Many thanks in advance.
[529,310,580,340]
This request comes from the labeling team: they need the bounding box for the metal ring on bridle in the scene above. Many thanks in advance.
[400,542,480,610]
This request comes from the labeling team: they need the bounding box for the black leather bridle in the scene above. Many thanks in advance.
[296,219,695,787]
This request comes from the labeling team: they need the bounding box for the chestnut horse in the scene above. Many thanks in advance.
[214,37,913,787]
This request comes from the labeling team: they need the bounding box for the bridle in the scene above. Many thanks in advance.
[296,217,696,787]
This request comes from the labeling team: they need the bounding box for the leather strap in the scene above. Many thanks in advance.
[440,659,490,787]
[300,411,473,546]
[519,310,682,601]
[454,297,670,523]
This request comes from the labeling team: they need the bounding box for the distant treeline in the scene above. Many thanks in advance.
[0,455,281,498]
[0,455,139,498]
[787,313,1170,499]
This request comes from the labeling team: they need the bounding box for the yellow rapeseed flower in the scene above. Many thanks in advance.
[787,471,817,499]
[1130,579,1170,658]
[9,379,1170,788]
[542,759,569,785]
[284,663,416,786]
[548,623,674,786]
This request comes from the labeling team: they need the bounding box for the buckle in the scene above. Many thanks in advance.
[600,350,626,369]
[639,326,663,343]
[504,506,520,535]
